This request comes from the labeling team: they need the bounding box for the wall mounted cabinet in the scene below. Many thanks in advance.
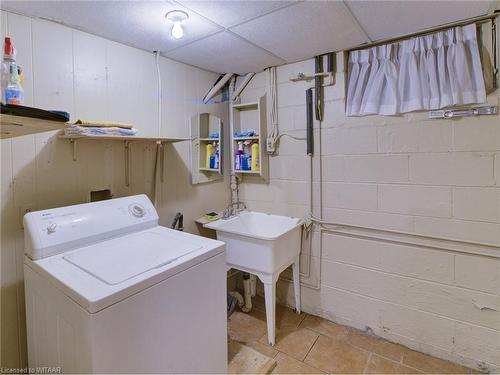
[190,113,223,185]
[230,94,268,182]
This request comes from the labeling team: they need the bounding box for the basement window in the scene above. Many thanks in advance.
[346,23,488,116]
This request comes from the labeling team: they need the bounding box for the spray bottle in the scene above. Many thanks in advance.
[235,141,244,170]
[1,37,23,105]
[213,141,219,169]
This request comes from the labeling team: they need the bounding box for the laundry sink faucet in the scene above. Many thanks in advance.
[222,201,246,219]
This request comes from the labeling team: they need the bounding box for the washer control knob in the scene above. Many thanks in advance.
[129,204,146,218]
[46,222,57,234]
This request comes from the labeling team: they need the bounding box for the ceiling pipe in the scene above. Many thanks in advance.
[231,73,255,101]
[203,73,234,104]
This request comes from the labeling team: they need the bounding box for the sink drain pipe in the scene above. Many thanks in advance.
[229,273,253,313]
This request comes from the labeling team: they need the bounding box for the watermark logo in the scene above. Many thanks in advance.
[1,367,61,374]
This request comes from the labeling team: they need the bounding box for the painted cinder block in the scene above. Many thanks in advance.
[343,155,409,183]
[452,187,500,223]
[378,184,452,218]
[278,80,312,107]
[321,207,415,233]
[409,153,495,186]
[269,154,319,181]
[453,322,500,369]
[321,156,346,182]
[321,99,348,129]
[377,123,452,153]
[455,254,500,295]
[322,182,378,211]
[413,216,500,246]
[453,120,500,152]
[321,234,455,284]
[318,285,456,352]
[276,129,308,155]
[321,127,378,155]
[322,261,500,330]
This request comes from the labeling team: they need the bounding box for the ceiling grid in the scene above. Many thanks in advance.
[1,0,493,74]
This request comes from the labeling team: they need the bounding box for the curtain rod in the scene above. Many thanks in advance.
[347,10,499,52]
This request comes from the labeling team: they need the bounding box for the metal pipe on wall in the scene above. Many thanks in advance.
[314,56,323,121]
[306,88,314,156]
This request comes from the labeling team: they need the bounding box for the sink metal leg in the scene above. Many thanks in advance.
[263,281,276,346]
[292,256,301,314]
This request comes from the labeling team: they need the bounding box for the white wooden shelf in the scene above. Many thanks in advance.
[1,114,67,139]
[58,133,188,187]
[234,169,261,174]
[233,136,259,141]
[230,94,268,182]
[59,134,187,143]
[199,167,220,172]
[199,137,220,142]
[232,102,258,110]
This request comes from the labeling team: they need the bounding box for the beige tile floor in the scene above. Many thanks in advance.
[228,296,475,374]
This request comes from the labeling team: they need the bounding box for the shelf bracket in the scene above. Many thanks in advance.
[159,142,165,183]
[124,140,131,187]
[70,139,77,162]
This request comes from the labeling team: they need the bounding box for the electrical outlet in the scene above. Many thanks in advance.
[266,137,276,154]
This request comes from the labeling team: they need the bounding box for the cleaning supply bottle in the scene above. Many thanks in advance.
[1,37,23,105]
[206,142,214,169]
[235,141,243,170]
[251,142,259,171]
[214,142,219,169]
[210,142,218,169]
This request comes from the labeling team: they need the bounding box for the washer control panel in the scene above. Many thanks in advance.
[23,194,159,260]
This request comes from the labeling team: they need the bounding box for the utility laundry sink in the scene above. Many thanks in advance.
[204,211,302,346]
[203,211,301,274]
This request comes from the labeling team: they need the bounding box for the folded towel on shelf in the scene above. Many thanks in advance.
[74,120,133,129]
[64,125,138,136]
[234,130,256,138]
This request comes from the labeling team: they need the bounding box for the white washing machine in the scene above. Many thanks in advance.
[23,194,227,373]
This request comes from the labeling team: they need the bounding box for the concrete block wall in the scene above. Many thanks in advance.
[0,10,229,368]
[238,54,500,371]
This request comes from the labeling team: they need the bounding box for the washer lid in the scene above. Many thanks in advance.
[63,231,202,285]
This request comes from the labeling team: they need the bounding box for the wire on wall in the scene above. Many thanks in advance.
[154,51,162,137]
[267,66,279,154]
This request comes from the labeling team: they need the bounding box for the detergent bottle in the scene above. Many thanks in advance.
[251,142,259,171]
[206,142,214,169]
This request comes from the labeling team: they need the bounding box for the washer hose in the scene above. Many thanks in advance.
[171,212,184,231]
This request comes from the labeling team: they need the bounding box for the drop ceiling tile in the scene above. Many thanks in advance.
[165,31,286,74]
[346,0,491,41]
[1,1,223,52]
[177,0,296,28]
[229,1,368,62]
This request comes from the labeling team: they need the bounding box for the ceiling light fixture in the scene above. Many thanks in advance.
[165,10,189,40]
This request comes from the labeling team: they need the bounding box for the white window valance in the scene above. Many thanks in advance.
[346,24,486,116]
